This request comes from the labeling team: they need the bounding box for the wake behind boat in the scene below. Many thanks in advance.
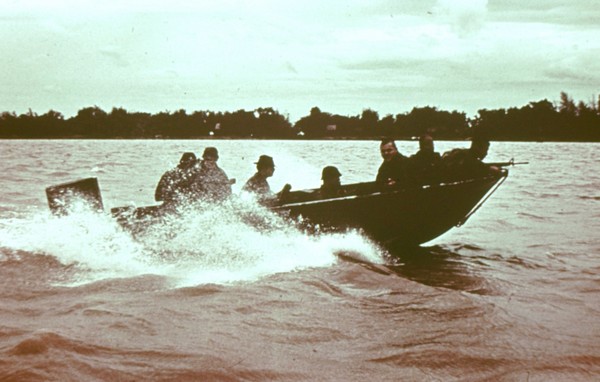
[45,169,509,247]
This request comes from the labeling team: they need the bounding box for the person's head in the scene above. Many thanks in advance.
[470,137,490,160]
[202,147,219,161]
[380,138,399,162]
[178,152,197,169]
[419,135,434,153]
[255,155,275,177]
[202,147,219,168]
[321,166,341,186]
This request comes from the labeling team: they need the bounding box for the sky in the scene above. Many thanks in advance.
[1,0,599,122]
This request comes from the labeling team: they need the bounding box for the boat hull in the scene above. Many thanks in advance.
[273,172,507,246]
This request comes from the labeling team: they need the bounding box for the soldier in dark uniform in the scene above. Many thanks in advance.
[320,166,344,198]
[190,147,234,202]
[376,138,408,186]
[155,152,198,205]
[441,137,500,181]
[408,134,441,185]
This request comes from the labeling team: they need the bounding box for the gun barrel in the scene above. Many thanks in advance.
[486,159,529,167]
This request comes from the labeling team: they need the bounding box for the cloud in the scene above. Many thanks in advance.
[545,49,600,84]
[99,48,130,68]
[433,0,488,36]
[487,0,600,26]
[1,0,599,121]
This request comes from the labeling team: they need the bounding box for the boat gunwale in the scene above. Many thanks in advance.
[272,170,508,209]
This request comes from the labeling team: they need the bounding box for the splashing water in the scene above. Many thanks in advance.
[0,200,150,284]
[0,196,384,288]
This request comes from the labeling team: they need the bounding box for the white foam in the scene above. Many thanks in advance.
[0,201,151,284]
[0,197,385,287]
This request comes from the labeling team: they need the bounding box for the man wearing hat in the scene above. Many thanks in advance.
[243,155,291,202]
[319,165,344,198]
[190,147,235,202]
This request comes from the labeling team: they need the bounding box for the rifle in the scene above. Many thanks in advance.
[485,158,529,167]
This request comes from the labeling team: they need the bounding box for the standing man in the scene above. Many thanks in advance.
[243,155,291,203]
[376,138,408,186]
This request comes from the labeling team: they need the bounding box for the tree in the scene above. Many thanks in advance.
[295,107,332,138]
[559,91,576,115]
[360,108,379,128]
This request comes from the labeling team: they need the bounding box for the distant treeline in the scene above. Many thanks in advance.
[1,92,599,141]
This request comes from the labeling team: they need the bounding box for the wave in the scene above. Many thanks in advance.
[3,329,299,381]
[578,195,600,201]
[48,171,72,177]
[90,166,106,174]
[520,190,561,199]
[0,197,384,288]
[516,211,547,221]
[7,330,99,356]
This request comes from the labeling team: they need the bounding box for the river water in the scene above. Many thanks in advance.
[0,139,598,381]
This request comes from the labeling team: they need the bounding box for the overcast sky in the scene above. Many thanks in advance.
[1,0,599,122]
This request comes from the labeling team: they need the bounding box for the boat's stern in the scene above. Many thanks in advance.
[45,177,104,215]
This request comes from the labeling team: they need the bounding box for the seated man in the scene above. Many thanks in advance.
[320,166,344,198]
[376,138,408,186]
[243,155,291,203]
[190,147,235,202]
[440,137,500,181]
[407,134,441,185]
[155,152,198,205]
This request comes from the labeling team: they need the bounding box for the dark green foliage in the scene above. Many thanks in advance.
[473,94,600,141]
[0,92,598,141]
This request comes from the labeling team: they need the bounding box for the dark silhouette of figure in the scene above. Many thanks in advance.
[155,152,198,205]
[190,147,234,202]
[441,137,500,181]
[320,166,344,198]
[243,155,291,203]
[376,138,408,186]
[408,134,442,185]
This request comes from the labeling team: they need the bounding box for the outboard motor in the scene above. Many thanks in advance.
[45,177,104,215]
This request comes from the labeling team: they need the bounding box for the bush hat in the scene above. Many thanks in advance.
[256,155,275,169]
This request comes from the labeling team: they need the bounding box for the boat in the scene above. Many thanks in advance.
[45,168,510,247]
[272,171,507,246]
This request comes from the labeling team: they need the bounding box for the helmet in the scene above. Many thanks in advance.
[321,166,341,180]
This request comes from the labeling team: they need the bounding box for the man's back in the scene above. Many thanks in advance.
[440,148,489,180]
[190,163,232,202]
[408,150,441,184]
[155,166,197,203]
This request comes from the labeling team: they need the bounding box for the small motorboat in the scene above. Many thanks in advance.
[45,167,509,247]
